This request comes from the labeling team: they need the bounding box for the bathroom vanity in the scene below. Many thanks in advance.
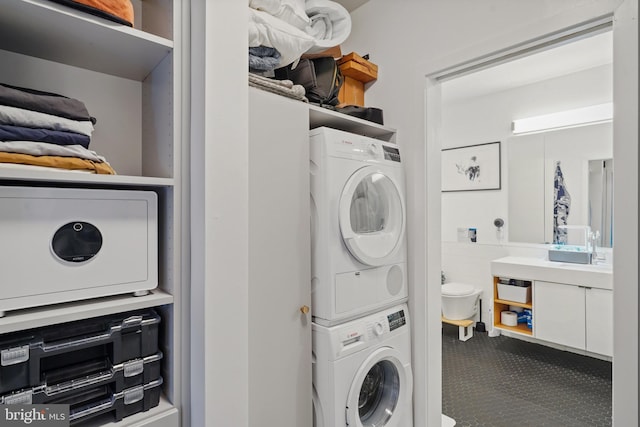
[491,256,613,357]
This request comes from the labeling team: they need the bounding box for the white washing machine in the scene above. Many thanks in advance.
[310,127,407,326]
[312,303,413,427]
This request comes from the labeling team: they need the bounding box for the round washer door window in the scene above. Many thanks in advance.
[346,347,410,427]
[339,167,405,267]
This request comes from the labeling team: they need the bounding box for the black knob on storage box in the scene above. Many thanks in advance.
[52,221,102,263]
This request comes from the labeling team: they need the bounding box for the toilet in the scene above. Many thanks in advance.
[441,282,482,321]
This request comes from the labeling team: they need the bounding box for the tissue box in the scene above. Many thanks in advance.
[497,283,531,304]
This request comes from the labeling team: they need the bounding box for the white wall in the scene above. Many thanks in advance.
[190,1,249,426]
[440,65,612,244]
[611,1,638,424]
[343,1,626,426]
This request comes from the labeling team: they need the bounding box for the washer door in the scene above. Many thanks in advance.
[339,166,405,266]
[346,347,410,427]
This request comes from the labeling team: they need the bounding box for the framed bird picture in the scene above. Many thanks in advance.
[441,141,501,192]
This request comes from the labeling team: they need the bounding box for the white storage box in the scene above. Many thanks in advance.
[497,283,531,304]
[0,186,157,315]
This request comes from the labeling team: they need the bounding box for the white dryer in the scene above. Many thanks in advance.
[312,303,413,427]
[310,127,407,326]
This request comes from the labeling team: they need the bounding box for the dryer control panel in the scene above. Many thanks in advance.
[316,127,401,166]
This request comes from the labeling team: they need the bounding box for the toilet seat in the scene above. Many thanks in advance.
[441,282,475,297]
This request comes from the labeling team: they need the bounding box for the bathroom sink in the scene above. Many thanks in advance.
[548,245,592,264]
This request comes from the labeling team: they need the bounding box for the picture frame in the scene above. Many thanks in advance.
[441,141,501,192]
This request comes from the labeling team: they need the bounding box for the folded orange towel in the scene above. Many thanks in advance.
[0,152,116,175]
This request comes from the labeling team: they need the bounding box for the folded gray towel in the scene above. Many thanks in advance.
[248,73,307,102]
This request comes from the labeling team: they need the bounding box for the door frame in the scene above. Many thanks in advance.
[422,2,638,425]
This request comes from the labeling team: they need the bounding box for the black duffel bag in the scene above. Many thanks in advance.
[275,57,344,106]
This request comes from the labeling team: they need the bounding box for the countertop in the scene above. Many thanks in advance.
[490,256,612,290]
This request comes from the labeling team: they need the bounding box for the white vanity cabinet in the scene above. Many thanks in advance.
[534,281,613,357]
[534,281,587,350]
[585,287,613,356]
[492,257,613,358]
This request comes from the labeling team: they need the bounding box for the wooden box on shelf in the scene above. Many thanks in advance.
[337,52,378,107]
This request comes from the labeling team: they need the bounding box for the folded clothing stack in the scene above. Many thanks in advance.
[0,83,115,174]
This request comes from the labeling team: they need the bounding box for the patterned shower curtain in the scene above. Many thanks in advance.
[553,161,571,244]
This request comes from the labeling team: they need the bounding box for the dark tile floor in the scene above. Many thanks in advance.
[442,324,612,427]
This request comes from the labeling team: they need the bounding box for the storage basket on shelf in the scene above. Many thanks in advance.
[497,278,532,303]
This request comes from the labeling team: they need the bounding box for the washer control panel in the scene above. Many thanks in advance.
[382,145,401,162]
[387,309,406,331]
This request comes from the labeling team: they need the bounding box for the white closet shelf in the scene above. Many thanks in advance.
[0,167,175,187]
[0,0,173,81]
[309,104,397,142]
[0,290,174,334]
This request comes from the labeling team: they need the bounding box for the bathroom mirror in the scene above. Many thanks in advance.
[507,122,613,247]
[439,29,613,246]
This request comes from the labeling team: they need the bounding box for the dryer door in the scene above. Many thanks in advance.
[345,347,411,427]
[339,166,405,267]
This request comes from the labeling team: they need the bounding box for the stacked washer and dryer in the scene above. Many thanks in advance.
[310,127,413,427]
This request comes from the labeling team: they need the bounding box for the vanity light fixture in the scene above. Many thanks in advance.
[512,102,613,135]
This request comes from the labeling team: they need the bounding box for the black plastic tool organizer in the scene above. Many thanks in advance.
[69,378,163,425]
[0,309,160,396]
[0,352,162,405]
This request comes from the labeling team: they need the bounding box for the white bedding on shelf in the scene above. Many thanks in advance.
[249,0,310,29]
[304,0,351,54]
[249,7,315,67]
[248,0,352,68]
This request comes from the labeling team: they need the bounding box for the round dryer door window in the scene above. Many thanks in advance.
[346,347,410,427]
[339,166,405,266]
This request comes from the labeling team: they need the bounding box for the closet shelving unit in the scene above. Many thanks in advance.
[0,1,183,426]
